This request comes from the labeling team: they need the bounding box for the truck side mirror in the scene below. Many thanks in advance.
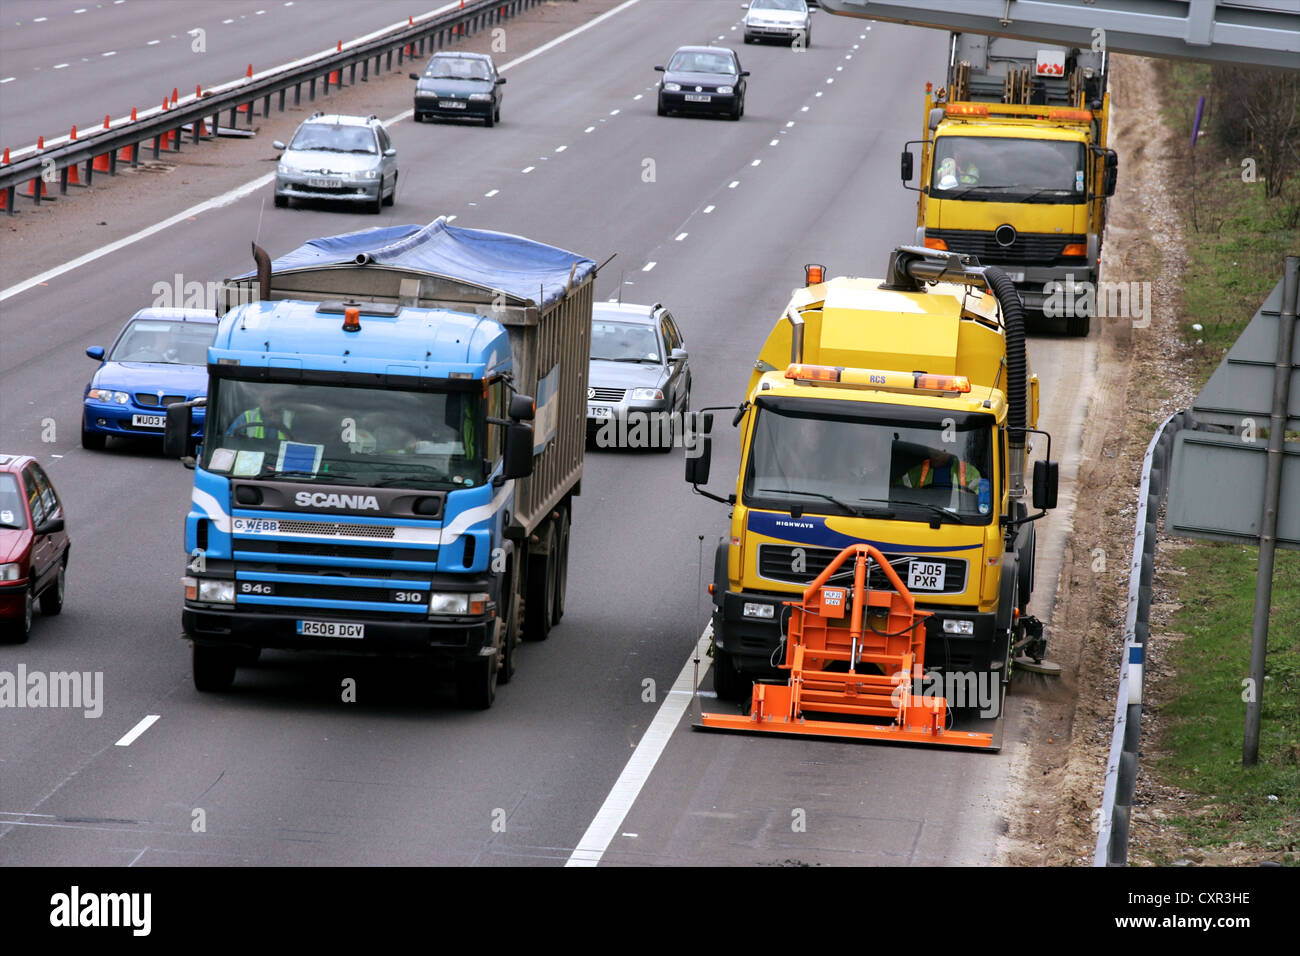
[685,412,713,486]
[1032,459,1059,510]
[164,403,193,459]
[509,393,535,421]
[502,422,534,480]
[1103,150,1118,197]
[900,150,914,182]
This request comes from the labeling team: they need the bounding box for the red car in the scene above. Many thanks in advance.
[0,455,70,643]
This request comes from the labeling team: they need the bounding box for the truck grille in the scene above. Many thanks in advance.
[928,229,1083,266]
[589,387,625,402]
[271,519,396,539]
[236,537,436,566]
[757,544,967,595]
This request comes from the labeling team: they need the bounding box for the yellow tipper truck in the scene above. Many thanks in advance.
[687,249,1059,702]
[900,33,1117,336]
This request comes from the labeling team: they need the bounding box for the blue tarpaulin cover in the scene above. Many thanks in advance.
[239,219,596,309]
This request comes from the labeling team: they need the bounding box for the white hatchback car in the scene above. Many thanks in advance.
[272,113,398,214]
[742,0,814,46]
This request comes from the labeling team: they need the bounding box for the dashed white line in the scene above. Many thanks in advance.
[769,138,779,146]
[148,39,160,44]
[584,126,594,133]
[223,18,234,24]
[115,715,160,747]
[751,159,761,167]
[102,51,116,57]
[555,144,566,152]
[845,54,852,60]
[34,17,48,22]
[815,91,823,97]
[0,78,14,84]
[642,261,656,272]
[633,94,642,100]
[522,165,535,173]
[703,204,714,214]
[826,78,834,84]
[610,109,620,115]
[485,189,499,197]
[787,121,795,127]
[74,7,87,12]
[853,44,860,50]
[53,63,69,70]
[728,180,739,188]
[836,66,843,72]
[257,9,266,13]
[674,232,688,241]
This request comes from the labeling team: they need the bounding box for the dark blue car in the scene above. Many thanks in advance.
[82,309,217,451]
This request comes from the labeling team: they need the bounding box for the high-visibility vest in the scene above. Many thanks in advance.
[232,407,293,439]
[906,458,976,489]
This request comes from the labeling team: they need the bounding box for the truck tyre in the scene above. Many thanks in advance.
[80,423,106,451]
[1066,313,1091,337]
[455,655,497,709]
[39,559,66,616]
[193,644,236,692]
[497,590,521,684]
[523,530,556,641]
[712,646,753,701]
[235,646,261,666]
[551,506,569,626]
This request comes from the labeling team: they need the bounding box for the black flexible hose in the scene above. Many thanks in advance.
[981,266,1028,445]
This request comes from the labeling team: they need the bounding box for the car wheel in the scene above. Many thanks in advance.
[273,193,287,208]
[413,110,423,123]
[729,98,742,121]
[80,422,106,451]
[1,588,34,644]
[744,33,755,44]
[370,189,383,215]
[383,171,396,206]
[192,644,237,692]
[39,559,66,616]
[655,408,675,453]
[494,106,501,124]
[484,109,494,128]
[657,96,667,117]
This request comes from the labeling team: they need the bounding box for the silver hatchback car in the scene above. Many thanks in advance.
[272,113,398,213]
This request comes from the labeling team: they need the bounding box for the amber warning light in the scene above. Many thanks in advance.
[342,307,361,332]
[804,263,826,286]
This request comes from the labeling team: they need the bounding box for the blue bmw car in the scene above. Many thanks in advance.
[82,309,217,451]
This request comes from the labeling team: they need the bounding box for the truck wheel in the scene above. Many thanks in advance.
[39,559,66,616]
[1067,313,1091,337]
[193,644,236,692]
[497,590,521,684]
[712,647,753,701]
[455,655,497,709]
[523,531,556,641]
[551,507,569,626]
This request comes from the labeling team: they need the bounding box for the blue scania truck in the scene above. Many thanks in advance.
[164,219,595,707]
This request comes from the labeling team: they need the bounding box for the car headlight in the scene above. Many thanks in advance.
[629,387,664,401]
[469,93,493,102]
[277,163,291,174]
[717,85,734,95]
[0,563,21,582]
[663,82,681,92]
[87,388,130,405]
[352,169,381,181]
[429,591,490,615]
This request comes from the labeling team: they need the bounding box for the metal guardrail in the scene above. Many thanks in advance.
[1094,408,1188,866]
[0,0,546,212]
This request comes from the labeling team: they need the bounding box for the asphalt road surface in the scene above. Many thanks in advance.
[0,0,1095,866]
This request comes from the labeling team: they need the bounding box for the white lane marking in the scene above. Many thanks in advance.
[485,188,499,197]
[584,126,594,132]
[769,139,778,146]
[522,165,534,173]
[610,108,620,115]
[555,144,566,152]
[53,63,69,69]
[853,44,860,49]
[222,18,233,24]
[102,51,116,56]
[0,0,647,304]
[446,214,456,222]
[633,94,642,100]
[115,715,160,747]
[801,105,809,111]
[642,261,656,272]
[836,66,843,71]
[786,121,795,127]
[257,9,266,13]
[147,39,159,44]
[728,180,739,188]
[0,78,14,84]
[34,16,48,21]
[815,92,823,97]
[74,7,87,12]
[566,625,712,866]
[845,54,852,60]
[703,204,714,214]
[751,159,761,166]
[826,78,834,84]
[674,232,687,241]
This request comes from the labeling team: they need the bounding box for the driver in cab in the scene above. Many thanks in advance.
[227,395,295,441]
[897,447,981,494]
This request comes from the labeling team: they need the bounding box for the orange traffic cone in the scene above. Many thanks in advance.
[93,115,114,171]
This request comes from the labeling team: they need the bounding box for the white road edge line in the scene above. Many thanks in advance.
[566,624,711,866]
[0,0,646,305]
[115,715,160,747]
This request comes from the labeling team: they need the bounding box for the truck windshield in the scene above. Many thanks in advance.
[202,379,483,490]
[743,401,995,524]
[931,135,1086,201]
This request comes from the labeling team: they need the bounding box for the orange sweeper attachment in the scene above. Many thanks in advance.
[698,543,997,750]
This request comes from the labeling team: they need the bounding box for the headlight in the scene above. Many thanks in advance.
[0,563,21,582]
[743,602,774,619]
[717,86,734,95]
[629,387,664,400]
[469,93,493,102]
[87,388,130,404]
[277,163,290,174]
[352,168,381,181]
[663,82,681,92]
[429,591,490,615]
[196,579,235,604]
[942,619,975,635]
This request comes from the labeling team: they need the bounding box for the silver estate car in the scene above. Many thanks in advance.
[272,113,398,214]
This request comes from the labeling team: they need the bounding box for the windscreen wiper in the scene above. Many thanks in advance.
[758,487,892,519]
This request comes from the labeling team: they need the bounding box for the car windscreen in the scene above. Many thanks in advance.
[107,319,217,365]
[590,320,662,363]
[0,474,27,530]
[202,378,484,490]
[752,0,807,10]
[743,401,995,524]
[288,124,376,154]
[930,135,1087,201]
[425,57,491,80]
[667,51,736,74]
